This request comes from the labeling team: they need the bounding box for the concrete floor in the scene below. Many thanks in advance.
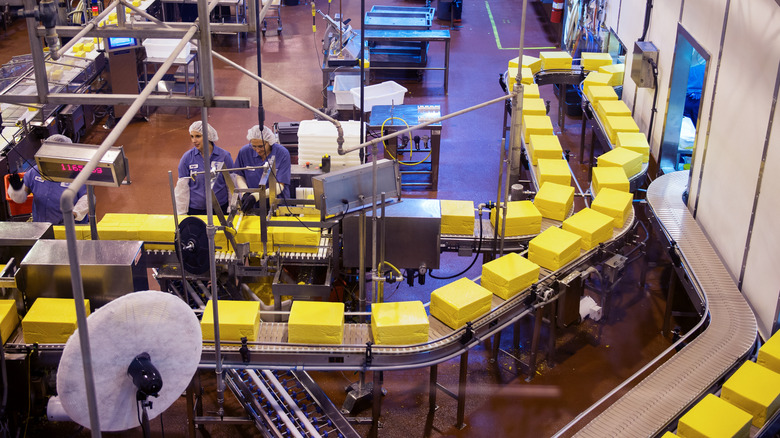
[0,0,685,436]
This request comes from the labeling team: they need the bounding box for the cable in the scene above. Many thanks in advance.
[430,210,484,280]
[380,117,432,166]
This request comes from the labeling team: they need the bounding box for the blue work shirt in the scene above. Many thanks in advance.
[23,165,88,225]
[178,145,234,212]
[234,142,291,199]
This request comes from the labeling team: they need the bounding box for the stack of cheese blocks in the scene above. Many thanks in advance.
[0,300,19,344]
[297,120,363,168]
[592,167,630,195]
[22,298,90,344]
[581,52,613,71]
[521,97,547,117]
[481,252,540,300]
[430,278,492,329]
[672,330,780,437]
[288,301,344,344]
[528,134,563,165]
[507,55,541,92]
[536,158,571,187]
[371,301,429,345]
[440,200,475,235]
[527,226,582,271]
[597,147,644,178]
[268,217,321,254]
[617,132,651,164]
[599,63,625,86]
[583,71,613,90]
[562,208,614,250]
[534,182,575,221]
[201,299,260,341]
[522,114,554,143]
[491,200,541,237]
[591,188,634,228]
[540,51,573,71]
[53,225,92,240]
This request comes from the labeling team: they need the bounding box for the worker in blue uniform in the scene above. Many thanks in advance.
[175,121,235,215]
[234,125,291,213]
[7,134,89,224]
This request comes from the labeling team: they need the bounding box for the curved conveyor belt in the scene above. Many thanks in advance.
[573,171,757,437]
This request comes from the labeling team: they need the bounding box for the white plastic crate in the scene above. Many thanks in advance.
[297,120,365,168]
[333,75,361,106]
[350,81,407,112]
[142,39,191,61]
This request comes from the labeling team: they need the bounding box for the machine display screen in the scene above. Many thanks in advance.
[38,161,116,184]
[107,37,139,52]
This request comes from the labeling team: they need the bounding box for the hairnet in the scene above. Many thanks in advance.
[46,134,72,143]
[189,121,219,142]
[246,125,277,144]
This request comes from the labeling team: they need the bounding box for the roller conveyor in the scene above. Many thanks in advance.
[572,171,757,437]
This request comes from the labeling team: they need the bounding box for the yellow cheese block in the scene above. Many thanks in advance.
[581,52,613,71]
[481,252,540,300]
[72,42,84,52]
[50,69,63,81]
[598,63,625,86]
[533,182,575,221]
[440,200,475,235]
[269,218,320,253]
[522,115,554,143]
[603,115,640,144]
[507,67,535,92]
[83,41,95,52]
[678,394,752,438]
[596,99,631,122]
[584,85,618,106]
[522,98,547,116]
[539,51,573,70]
[758,333,780,373]
[616,132,650,163]
[53,225,92,240]
[22,298,90,344]
[661,433,679,438]
[97,212,144,240]
[528,227,582,271]
[491,200,542,237]
[591,187,633,228]
[597,147,644,178]
[288,301,344,344]
[508,54,542,74]
[583,71,612,89]
[523,84,540,98]
[132,0,141,5]
[201,299,260,342]
[528,134,563,165]
[74,51,86,58]
[430,278,492,329]
[722,360,780,427]
[536,158,571,187]
[235,215,271,253]
[371,301,429,345]
[0,300,19,344]
[592,167,630,195]
[138,214,176,250]
[562,208,614,250]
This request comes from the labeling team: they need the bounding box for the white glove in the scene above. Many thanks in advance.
[174,177,190,215]
[7,185,29,204]
[73,193,90,221]
[235,174,260,203]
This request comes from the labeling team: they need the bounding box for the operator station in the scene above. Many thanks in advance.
[0,0,777,436]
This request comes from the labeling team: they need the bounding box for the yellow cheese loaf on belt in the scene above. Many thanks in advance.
[533,182,574,221]
[371,301,429,345]
[597,147,644,178]
[528,227,582,271]
[540,51,573,70]
[521,98,547,116]
[758,333,780,374]
[430,278,492,330]
[522,83,540,98]
[596,99,631,122]
[536,158,571,188]
[616,131,650,163]
[0,300,19,344]
[201,300,260,342]
[22,298,91,344]
[598,63,625,86]
[288,301,344,344]
[440,200,475,235]
[522,115,554,143]
[591,187,633,228]
[581,52,612,71]
[491,200,542,237]
[678,394,752,438]
[604,115,640,144]
[584,85,618,106]
[583,71,612,90]
[592,167,630,195]
[481,252,540,300]
[528,134,563,165]
[722,360,780,427]
[562,208,614,250]
[509,54,542,74]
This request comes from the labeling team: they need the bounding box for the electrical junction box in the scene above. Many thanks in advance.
[631,41,659,89]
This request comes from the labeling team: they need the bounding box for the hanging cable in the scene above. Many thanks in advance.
[430,208,484,280]
[380,116,432,166]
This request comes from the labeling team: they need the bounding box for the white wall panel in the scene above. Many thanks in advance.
[743,93,780,338]
[681,0,728,51]
[694,0,780,283]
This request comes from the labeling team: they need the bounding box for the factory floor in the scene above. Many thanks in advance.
[1,0,683,436]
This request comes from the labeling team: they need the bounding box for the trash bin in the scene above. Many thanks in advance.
[436,0,462,21]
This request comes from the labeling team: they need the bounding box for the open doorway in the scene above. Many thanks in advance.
[659,26,709,175]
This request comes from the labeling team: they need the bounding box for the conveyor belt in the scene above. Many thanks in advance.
[572,171,756,437]
[585,101,649,186]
